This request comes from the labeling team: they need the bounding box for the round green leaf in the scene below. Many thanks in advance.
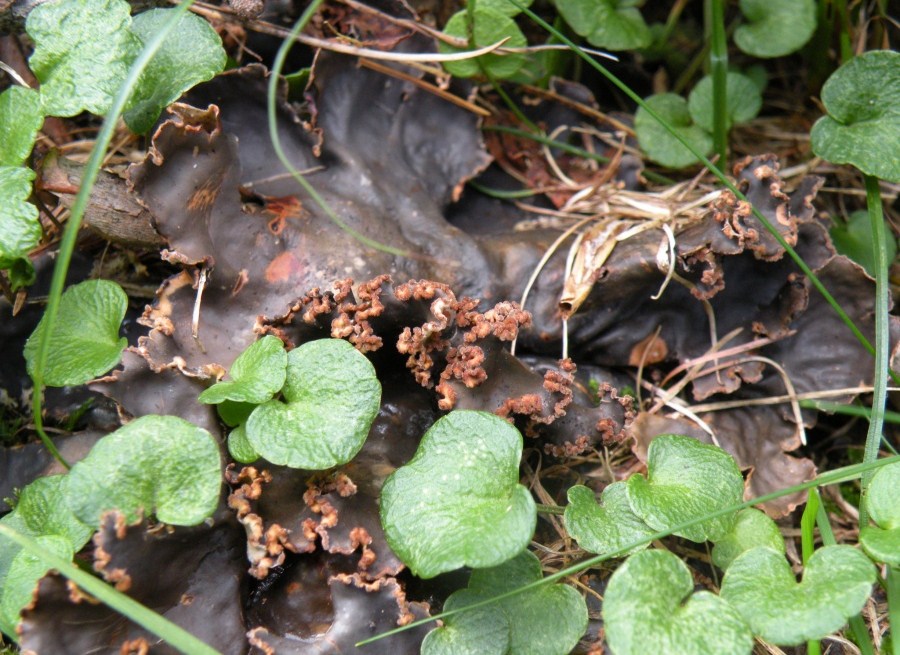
[467,550,588,655]
[199,335,287,405]
[688,72,762,133]
[720,545,876,645]
[810,50,900,183]
[227,424,260,464]
[380,410,537,578]
[124,9,226,134]
[66,415,222,526]
[554,0,651,50]
[0,87,43,168]
[860,461,900,565]
[245,338,380,469]
[604,549,753,655]
[564,483,654,557]
[217,400,257,427]
[830,210,898,278]
[0,534,73,638]
[635,94,713,169]
[625,434,743,542]
[26,0,140,117]
[711,508,785,571]
[0,166,40,273]
[439,8,527,79]
[24,279,128,387]
[734,0,816,58]
[421,589,509,655]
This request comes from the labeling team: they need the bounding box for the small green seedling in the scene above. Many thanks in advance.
[732,0,816,58]
[810,50,900,184]
[245,338,381,469]
[603,549,754,655]
[859,461,900,566]
[552,0,650,51]
[711,508,785,571]
[564,483,654,557]
[380,410,537,578]
[720,545,876,645]
[439,8,527,79]
[24,279,128,387]
[65,414,222,526]
[199,335,287,405]
[634,94,714,168]
[625,434,743,542]
[422,550,587,655]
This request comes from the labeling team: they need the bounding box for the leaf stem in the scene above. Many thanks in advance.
[29,0,200,470]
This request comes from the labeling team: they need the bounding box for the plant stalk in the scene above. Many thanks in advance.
[708,0,728,164]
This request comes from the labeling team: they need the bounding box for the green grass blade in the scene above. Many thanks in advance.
[509,0,896,385]
[29,0,200,469]
[888,566,900,655]
[0,523,221,655]
[357,454,900,646]
[860,175,890,527]
[708,0,728,164]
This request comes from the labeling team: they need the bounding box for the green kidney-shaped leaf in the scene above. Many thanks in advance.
[635,94,713,169]
[0,87,43,168]
[0,534,72,638]
[425,550,587,655]
[380,410,536,578]
[711,508,785,571]
[0,475,93,639]
[0,166,40,276]
[476,0,534,17]
[810,50,900,183]
[688,72,762,133]
[564,483,654,557]
[245,338,380,469]
[123,9,226,134]
[66,415,221,526]
[26,0,140,117]
[860,461,900,566]
[24,279,128,387]
[720,545,876,645]
[734,0,816,58]
[199,335,287,405]
[439,8,527,79]
[554,0,650,50]
[604,549,753,655]
[227,424,260,464]
[626,434,743,542]
[421,589,509,655]
[467,550,587,655]
[830,210,898,278]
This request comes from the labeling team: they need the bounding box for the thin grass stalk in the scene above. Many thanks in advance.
[860,175,889,528]
[708,0,728,164]
[799,401,899,455]
[511,0,898,385]
[29,0,200,469]
[801,489,822,655]
[357,453,900,645]
[0,524,221,655]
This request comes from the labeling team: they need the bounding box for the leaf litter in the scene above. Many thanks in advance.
[0,3,897,653]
